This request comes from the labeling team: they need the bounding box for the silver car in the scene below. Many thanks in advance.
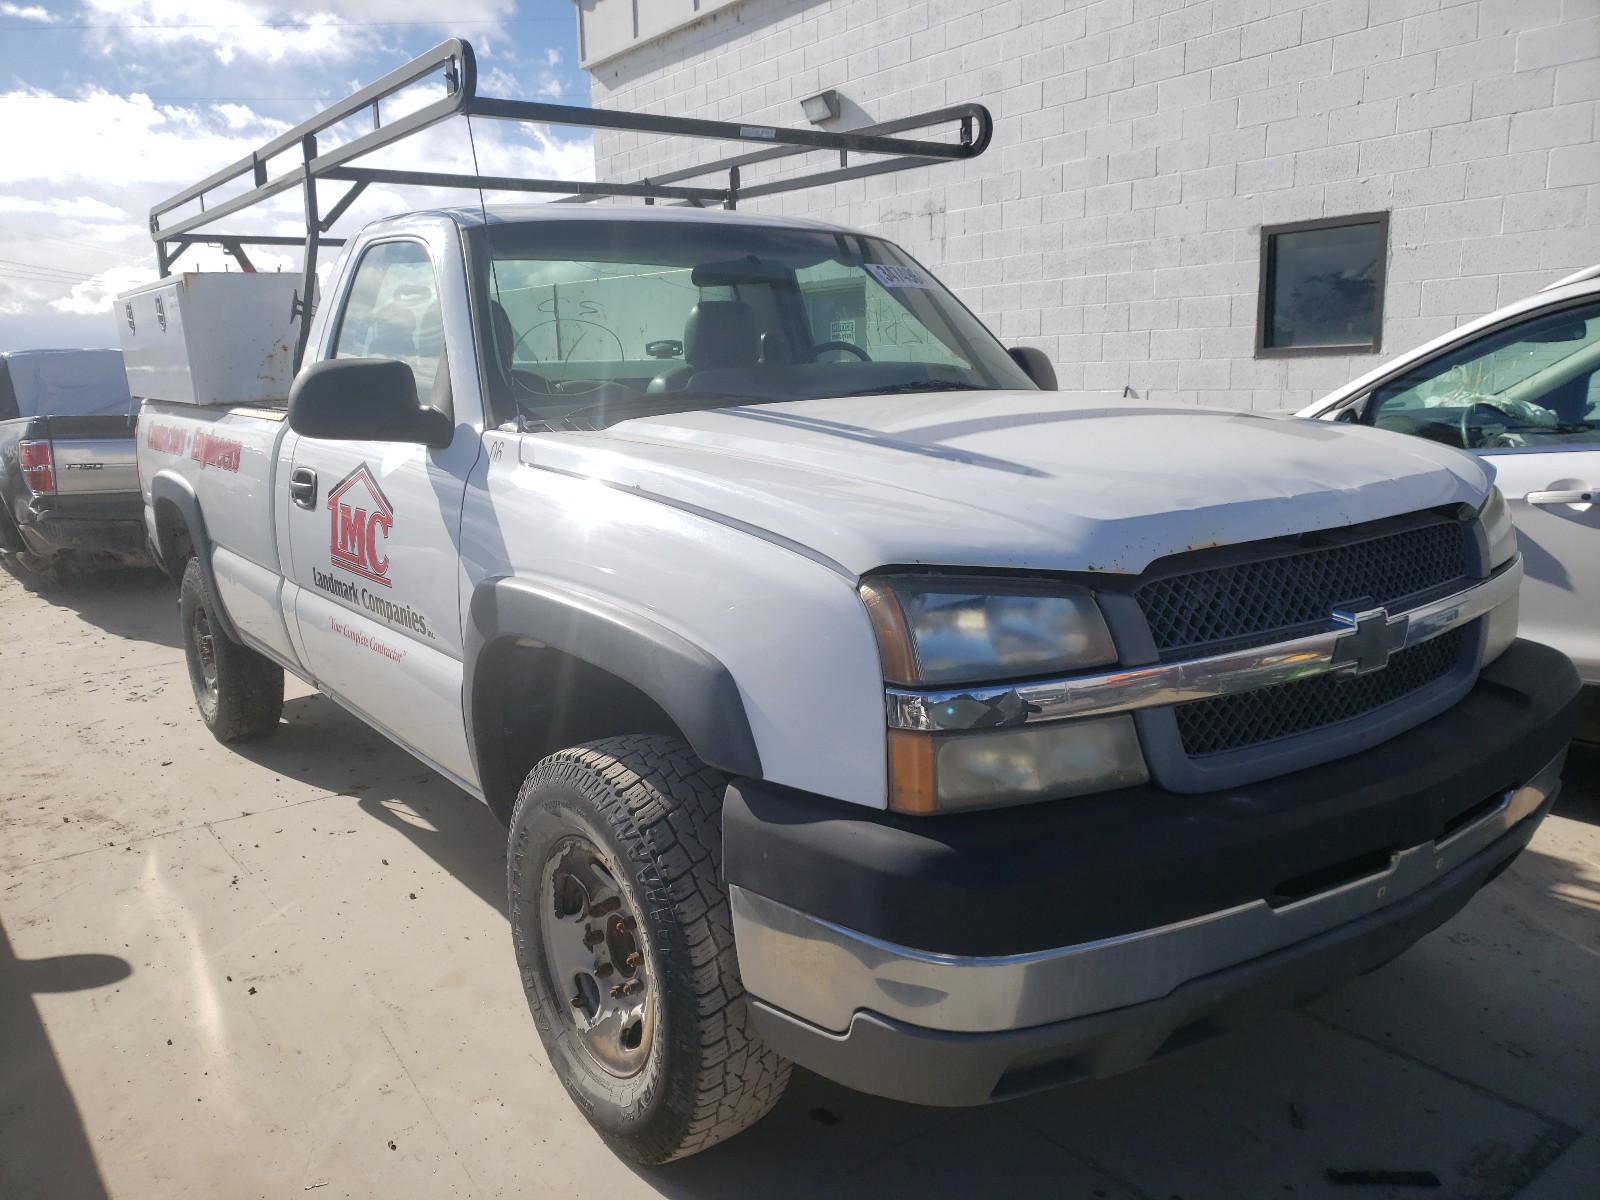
[1299,267,1600,687]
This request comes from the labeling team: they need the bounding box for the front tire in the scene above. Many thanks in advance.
[507,734,790,1164]
[179,557,283,742]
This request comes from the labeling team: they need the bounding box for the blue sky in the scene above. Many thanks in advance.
[0,1,592,348]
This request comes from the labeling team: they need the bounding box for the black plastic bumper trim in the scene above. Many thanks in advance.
[19,510,147,556]
[747,791,1551,1107]
[724,639,1580,957]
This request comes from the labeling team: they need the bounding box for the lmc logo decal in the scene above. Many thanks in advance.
[327,462,393,586]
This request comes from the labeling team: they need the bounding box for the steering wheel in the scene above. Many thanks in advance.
[508,319,625,400]
[812,340,871,362]
[1459,400,1517,450]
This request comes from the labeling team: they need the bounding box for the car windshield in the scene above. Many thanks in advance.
[471,218,1035,429]
[1368,300,1600,450]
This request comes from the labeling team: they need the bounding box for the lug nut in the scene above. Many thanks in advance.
[595,963,614,979]
[625,952,643,968]
[621,979,643,996]
[610,984,625,999]
[570,995,585,1009]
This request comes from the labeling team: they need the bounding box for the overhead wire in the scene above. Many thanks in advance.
[1,17,567,31]
[0,257,92,281]
[0,268,91,285]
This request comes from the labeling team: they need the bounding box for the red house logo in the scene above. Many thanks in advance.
[327,463,393,586]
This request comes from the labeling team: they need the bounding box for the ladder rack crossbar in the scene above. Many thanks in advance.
[321,166,729,205]
[142,37,993,370]
[150,39,471,229]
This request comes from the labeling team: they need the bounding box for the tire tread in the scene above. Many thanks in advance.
[180,558,283,743]
[509,734,789,1162]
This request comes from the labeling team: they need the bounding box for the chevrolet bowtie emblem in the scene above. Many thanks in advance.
[1330,607,1410,676]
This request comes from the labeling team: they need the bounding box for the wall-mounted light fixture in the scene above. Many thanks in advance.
[800,90,841,124]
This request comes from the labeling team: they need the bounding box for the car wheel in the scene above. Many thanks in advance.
[507,734,790,1163]
[179,557,283,742]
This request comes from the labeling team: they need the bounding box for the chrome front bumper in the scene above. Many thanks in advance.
[732,752,1563,1039]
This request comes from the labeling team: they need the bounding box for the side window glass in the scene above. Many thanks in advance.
[334,241,445,400]
[1371,301,1600,450]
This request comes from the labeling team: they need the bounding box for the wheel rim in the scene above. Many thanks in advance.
[540,837,654,1078]
[190,605,219,702]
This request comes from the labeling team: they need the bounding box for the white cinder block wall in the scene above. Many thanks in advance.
[584,0,1599,410]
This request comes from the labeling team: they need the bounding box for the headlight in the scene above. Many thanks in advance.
[863,576,1143,813]
[1479,485,1516,568]
[860,577,1117,685]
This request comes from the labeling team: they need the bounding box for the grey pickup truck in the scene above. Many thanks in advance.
[0,349,148,579]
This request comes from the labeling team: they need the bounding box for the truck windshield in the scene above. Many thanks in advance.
[472,219,1035,428]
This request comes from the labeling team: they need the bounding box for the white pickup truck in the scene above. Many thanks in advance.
[128,45,1582,1164]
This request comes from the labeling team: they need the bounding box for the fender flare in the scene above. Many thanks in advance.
[148,472,242,644]
[464,576,763,794]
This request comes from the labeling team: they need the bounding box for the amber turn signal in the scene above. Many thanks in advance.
[887,730,937,815]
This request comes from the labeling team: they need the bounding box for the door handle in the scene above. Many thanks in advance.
[1525,487,1594,506]
[290,467,318,510]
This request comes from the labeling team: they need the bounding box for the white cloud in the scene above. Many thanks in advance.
[85,0,363,66]
[0,196,127,220]
[1,88,278,187]
[481,61,574,104]
[49,264,158,315]
[0,22,591,347]
[0,3,57,20]
[0,87,302,343]
[82,0,519,66]
[214,102,288,132]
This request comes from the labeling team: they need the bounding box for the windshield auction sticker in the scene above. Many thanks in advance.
[864,263,937,289]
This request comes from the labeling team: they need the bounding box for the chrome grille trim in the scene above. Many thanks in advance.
[1135,518,1475,662]
[884,554,1520,733]
[1173,626,1470,757]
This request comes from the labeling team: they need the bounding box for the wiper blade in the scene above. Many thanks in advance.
[837,381,991,397]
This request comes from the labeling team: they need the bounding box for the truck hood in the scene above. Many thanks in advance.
[521,391,1491,578]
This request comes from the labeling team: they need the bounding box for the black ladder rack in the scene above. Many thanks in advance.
[146,37,993,370]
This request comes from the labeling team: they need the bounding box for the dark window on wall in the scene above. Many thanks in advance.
[1257,212,1388,357]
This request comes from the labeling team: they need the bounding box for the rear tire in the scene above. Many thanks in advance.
[13,550,73,586]
[507,734,790,1164]
[179,557,283,742]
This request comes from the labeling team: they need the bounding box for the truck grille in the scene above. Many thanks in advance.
[1131,515,1482,768]
[1174,626,1470,757]
[1135,519,1474,663]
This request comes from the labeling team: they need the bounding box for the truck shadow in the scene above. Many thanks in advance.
[0,915,130,1200]
[232,694,509,915]
[1553,737,1598,824]
[217,691,1600,1198]
[5,561,181,650]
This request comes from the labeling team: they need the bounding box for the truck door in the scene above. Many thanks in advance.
[281,236,479,783]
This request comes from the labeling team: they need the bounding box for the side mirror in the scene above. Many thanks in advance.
[1008,346,1057,391]
[288,358,453,450]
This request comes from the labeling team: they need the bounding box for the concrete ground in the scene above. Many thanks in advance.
[1,564,1596,1200]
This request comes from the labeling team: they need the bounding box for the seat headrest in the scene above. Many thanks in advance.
[684,301,760,369]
